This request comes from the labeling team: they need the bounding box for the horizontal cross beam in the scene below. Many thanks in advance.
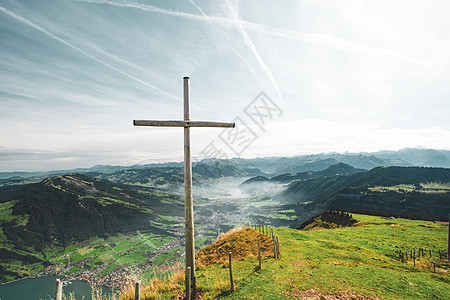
[133,120,235,128]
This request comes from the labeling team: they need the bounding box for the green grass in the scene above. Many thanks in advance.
[133,214,449,299]
[369,182,450,194]
[0,200,29,225]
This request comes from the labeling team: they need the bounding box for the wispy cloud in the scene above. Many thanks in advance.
[187,0,265,88]
[0,5,179,101]
[79,0,427,66]
[252,24,427,66]
[224,0,282,102]
[230,47,264,85]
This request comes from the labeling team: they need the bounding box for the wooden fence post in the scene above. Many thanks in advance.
[54,278,62,300]
[55,278,62,300]
[229,252,234,292]
[186,267,191,300]
[448,213,450,259]
[276,236,281,258]
[135,280,141,300]
[272,236,277,259]
[258,238,262,270]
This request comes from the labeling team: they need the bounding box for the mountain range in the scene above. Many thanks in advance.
[1,148,450,284]
[2,148,450,181]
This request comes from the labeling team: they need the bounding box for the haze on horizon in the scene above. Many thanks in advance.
[1,0,450,172]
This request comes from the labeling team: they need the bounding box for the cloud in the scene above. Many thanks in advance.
[224,1,282,103]
[0,5,179,101]
[78,0,426,66]
[244,120,450,157]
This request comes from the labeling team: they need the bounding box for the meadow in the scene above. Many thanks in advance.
[122,214,450,299]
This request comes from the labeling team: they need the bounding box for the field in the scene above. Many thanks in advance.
[368,182,450,194]
[126,214,450,299]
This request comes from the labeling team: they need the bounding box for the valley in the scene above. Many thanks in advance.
[1,150,450,295]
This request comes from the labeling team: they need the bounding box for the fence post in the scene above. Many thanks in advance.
[448,213,450,259]
[135,280,141,300]
[276,236,280,258]
[54,278,62,300]
[258,238,262,270]
[186,267,191,300]
[272,236,277,259]
[229,252,234,292]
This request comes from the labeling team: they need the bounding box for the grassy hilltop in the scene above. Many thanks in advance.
[122,214,450,300]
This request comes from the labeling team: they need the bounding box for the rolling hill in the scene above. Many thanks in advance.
[119,215,450,299]
[275,166,450,227]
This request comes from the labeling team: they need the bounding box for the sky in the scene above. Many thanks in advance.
[1,0,450,172]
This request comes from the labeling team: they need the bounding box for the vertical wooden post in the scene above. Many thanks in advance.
[186,267,191,300]
[135,281,141,300]
[433,262,436,273]
[272,236,277,259]
[54,278,62,300]
[229,252,234,292]
[258,238,262,270]
[183,77,196,295]
[276,236,281,258]
[448,214,450,259]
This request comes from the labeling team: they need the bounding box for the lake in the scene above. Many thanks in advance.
[0,276,114,300]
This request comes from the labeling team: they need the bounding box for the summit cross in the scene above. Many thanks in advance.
[133,77,235,297]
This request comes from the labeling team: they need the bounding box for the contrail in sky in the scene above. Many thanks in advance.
[0,6,180,101]
[224,1,282,102]
[80,0,426,66]
[230,47,264,86]
[187,0,266,87]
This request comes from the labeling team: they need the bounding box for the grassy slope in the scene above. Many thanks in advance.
[130,214,449,300]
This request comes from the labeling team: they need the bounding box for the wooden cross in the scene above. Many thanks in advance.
[133,77,235,296]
